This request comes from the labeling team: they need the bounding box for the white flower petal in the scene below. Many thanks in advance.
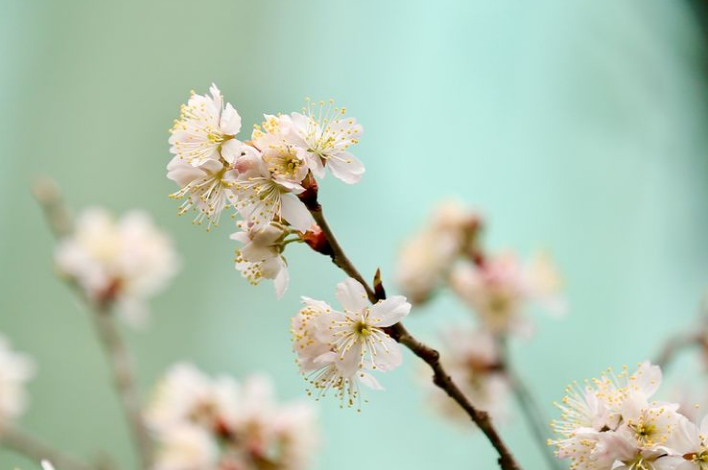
[280,193,313,232]
[335,278,369,313]
[327,152,365,184]
[370,295,411,327]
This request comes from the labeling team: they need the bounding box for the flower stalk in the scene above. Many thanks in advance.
[1,426,95,470]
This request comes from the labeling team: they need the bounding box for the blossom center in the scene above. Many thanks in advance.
[264,149,304,180]
[355,321,373,337]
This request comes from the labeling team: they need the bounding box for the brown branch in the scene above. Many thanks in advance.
[1,425,95,470]
[304,200,522,470]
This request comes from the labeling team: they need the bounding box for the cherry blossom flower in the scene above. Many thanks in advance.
[147,366,319,470]
[169,83,243,167]
[229,145,313,232]
[290,279,411,408]
[255,99,364,184]
[0,335,34,432]
[167,157,239,230]
[550,362,685,470]
[146,363,239,434]
[54,208,179,327]
[231,221,291,299]
[154,425,219,470]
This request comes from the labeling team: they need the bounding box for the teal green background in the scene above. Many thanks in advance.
[2,1,708,469]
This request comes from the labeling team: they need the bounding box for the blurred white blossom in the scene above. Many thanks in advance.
[54,208,179,327]
[451,251,564,336]
[0,334,34,431]
[396,200,480,304]
[147,365,318,470]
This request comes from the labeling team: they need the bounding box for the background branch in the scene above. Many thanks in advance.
[1,426,95,470]
[90,305,153,470]
[33,178,153,470]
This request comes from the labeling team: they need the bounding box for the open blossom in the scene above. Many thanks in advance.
[291,278,411,408]
[147,365,318,470]
[451,251,564,335]
[54,208,179,327]
[550,362,688,470]
[167,157,239,230]
[425,327,509,425]
[167,84,245,230]
[287,99,364,184]
[0,335,34,431]
[231,221,290,299]
[396,200,480,304]
[230,145,313,232]
[253,99,364,184]
[169,83,243,167]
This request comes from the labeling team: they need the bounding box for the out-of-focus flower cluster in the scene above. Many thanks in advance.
[550,361,708,470]
[0,334,34,433]
[54,208,179,328]
[167,84,364,298]
[290,278,411,410]
[147,364,318,470]
[397,201,565,424]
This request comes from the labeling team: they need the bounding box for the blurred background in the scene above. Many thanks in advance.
[2,0,708,469]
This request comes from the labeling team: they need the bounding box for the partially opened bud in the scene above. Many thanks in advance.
[301,224,331,256]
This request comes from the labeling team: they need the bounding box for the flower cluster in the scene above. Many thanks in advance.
[146,364,318,470]
[551,361,708,470]
[290,278,411,409]
[167,85,364,297]
[0,334,34,432]
[397,201,564,335]
[54,208,179,328]
[398,201,565,424]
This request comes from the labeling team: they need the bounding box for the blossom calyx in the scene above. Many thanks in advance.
[301,224,332,256]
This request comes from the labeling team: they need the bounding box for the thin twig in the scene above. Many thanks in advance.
[90,305,153,469]
[33,178,153,470]
[304,200,523,470]
[654,296,708,371]
[507,370,561,470]
[1,426,94,470]
[495,337,560,470]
